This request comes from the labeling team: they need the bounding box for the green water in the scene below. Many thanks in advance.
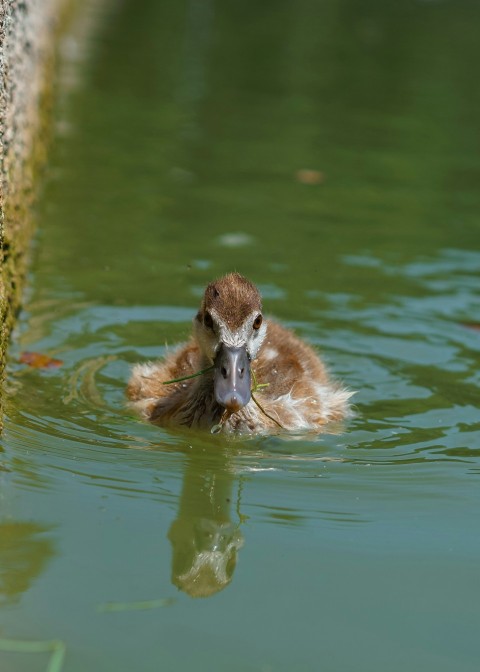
[2,0,480,669]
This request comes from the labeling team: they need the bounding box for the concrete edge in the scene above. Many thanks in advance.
[0,0,99,427]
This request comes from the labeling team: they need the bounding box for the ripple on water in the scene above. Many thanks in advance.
[6,249,480,504]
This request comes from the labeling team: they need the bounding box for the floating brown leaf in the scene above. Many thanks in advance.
[19,352,63,369]
[295,169,325,185]
[461,322,480,332]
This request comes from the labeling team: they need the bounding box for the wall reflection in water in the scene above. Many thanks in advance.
[0,522,55,605]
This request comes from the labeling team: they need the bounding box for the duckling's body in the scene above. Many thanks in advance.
[127,274,351,435]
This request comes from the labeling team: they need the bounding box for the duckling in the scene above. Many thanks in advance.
[127,273,351,435]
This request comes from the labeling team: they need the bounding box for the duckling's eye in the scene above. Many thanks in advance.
[253,314,263,330]
[204,312,214,330]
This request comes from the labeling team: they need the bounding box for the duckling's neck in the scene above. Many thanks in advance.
[178,365,222,429]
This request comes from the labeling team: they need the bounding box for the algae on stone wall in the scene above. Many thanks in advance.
[0,0,74,420]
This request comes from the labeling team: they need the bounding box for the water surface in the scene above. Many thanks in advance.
[2,0,480,670]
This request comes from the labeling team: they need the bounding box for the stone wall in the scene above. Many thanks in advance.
[0,0,70,404]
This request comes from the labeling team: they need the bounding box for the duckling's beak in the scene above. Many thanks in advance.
[214,344,251,413]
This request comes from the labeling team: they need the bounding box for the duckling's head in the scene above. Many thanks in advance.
[194,273,267,413]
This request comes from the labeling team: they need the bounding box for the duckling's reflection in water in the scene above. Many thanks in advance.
[168,450,244,598]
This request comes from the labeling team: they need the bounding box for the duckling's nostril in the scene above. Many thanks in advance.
[239,366,245,377]
[221,366,228,378]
